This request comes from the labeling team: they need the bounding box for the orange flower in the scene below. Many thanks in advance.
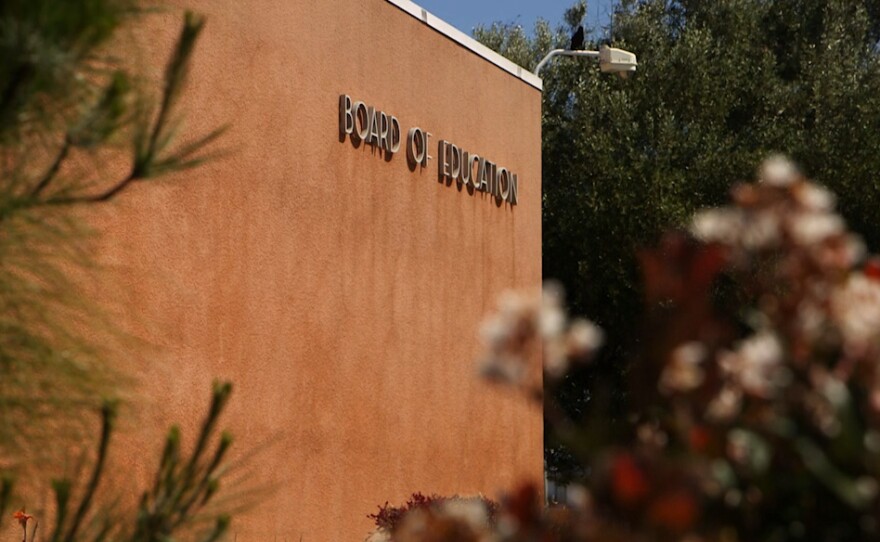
[12,508,33,528]
[610,454,650,507]
[865,256,880,280]
[689,425,712,453]
[647,489,699,533]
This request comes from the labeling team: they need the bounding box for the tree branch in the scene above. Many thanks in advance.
[31,138,72,198]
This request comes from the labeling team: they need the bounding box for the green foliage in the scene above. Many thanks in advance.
[132,382,233,542]
[0,383,234,542]
[0,3,236,539]
[0,0,222,461]
[476,0,880,479]
[0,0,135,140]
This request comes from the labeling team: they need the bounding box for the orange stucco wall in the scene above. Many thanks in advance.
[87,0,542,539]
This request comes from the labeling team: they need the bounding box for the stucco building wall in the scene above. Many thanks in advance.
[88,0,543,538]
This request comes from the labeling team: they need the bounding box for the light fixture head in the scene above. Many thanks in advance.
[599,45,638,76]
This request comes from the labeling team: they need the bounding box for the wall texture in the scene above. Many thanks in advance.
[87,1,542,538]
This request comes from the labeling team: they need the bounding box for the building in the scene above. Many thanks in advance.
[90,0,543,538]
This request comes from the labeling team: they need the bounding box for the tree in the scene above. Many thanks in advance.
[0,0,222,460]
[475,0,880,481]
[0,2,238,538]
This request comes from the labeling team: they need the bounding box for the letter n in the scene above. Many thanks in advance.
[508,174,518,205]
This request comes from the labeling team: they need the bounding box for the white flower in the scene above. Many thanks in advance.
[793,182,836,211]
[542,281,565,307]
[813,234,866,271]
[794,299,826,342]
[544,318,604,379]
[759,155,800,187]
[476,285,598,386]
[364,529,390,542]
[564,484,591,509]
[719,332,786,397]
[659,342,707,394]
[830,273,880,350]
[843,236,868,265]
[498,290,529,321]
[541,281,569,339]
[567,318,604,358]
[544,341,569,379]
[540,305,566,339]
[788,211,845,246]
[741,210,781,250]
[706,386,742,422]
[855,478,879,501]
[818,373,849,409]
[438,498,489,530]
[691,208,743,244]
[479,316,509,349]
[479,355,525,384]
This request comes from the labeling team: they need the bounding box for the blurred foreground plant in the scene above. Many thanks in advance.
[0,381,234,542]
[0,0,224,461]
[381,156,880,541]
[366,493,499,541]
[1,3,239,539]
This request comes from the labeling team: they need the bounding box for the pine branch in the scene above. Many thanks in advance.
[9,11,216,212]
[132,381,234,542]
[50,479,72,542]
[0,475,13,526]
[61,401,117,542]
[31,138,72,198]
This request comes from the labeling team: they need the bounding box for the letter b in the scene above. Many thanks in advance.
[339,95,354,137]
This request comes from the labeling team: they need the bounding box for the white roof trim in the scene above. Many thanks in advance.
[385,0,543,91]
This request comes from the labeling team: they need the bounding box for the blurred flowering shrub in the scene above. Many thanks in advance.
[366,493,499,541]
[380,157,880,541]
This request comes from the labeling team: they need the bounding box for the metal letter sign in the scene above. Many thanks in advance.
[340,94,400,154]
[339,94,518,206]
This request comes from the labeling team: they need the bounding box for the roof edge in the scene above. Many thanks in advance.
[385,0,543,91]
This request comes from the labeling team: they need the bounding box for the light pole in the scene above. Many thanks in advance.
[535,41,637,508]
[533,45,638,77]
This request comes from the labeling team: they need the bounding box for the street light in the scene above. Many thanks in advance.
[533,45,638,77]
[535,38,638,510]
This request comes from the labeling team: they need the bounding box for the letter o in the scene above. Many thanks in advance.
[407,128,426,166]
[499,168,510,199]
[354,102,369,141]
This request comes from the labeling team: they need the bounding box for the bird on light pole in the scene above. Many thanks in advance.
[570,25,585,50]
[533,41,637,77]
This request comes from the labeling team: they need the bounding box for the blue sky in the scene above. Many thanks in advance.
[415,0,616,36]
